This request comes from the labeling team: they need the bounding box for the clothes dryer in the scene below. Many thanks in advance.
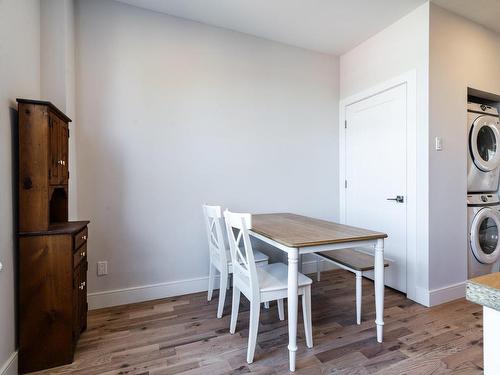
[468,102,500,193]
[468,193,500,278]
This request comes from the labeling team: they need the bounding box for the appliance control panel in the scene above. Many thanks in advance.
[467,102,499,116]
[467,193,500,205]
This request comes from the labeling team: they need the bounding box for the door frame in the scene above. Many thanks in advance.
[339,70,417,301]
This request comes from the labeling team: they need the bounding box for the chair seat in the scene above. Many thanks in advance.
[257,263,312,292]
[227,249,268,265]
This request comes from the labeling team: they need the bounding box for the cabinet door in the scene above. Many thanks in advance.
[60,122,69,184]
[49,115,61,185]
[79,260,88,332]
[73,264,81,343]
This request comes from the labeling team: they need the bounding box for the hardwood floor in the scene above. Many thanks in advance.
[30,269,484,375]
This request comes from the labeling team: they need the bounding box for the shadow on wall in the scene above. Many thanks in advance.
[10,106,19,348]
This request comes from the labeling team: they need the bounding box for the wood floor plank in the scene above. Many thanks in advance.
[28,269,483,375]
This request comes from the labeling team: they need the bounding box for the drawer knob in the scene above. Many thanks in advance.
[82,235,87,240]
[81,251,86,257]
[79,281,86,290]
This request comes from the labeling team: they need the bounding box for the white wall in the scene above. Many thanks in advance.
[40,0,78,219]
[339,3,430,305]
[75,0,339,308]
[0,1,41,373]
[429,5,500,294]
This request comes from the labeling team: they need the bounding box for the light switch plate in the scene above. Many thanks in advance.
[97,261,108,276]
[435,137,443,151]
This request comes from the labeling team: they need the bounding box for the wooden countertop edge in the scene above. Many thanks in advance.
[18,220,90,237]
[250,228,387,248]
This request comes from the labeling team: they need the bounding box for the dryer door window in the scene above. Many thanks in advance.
[477,126,496,162]
[471,208,500,264]
[478,217,498,254]
[470,115,500,172]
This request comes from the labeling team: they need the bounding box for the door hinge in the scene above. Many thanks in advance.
[345,180,347,189]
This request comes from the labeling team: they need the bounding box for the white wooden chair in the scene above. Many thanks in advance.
[224,210,313,364]
[203,204,269,318]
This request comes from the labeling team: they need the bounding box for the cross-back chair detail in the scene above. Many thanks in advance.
[223,209,313,364]
[224,211,259,299]
[203,205,228,268]
[203,204,270,319]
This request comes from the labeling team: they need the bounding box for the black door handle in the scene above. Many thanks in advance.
[387,195,404,203]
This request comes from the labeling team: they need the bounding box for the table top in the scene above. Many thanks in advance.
[250,213,387,248]
[466,272,500,311]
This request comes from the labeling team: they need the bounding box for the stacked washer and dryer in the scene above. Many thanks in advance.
[467,102,500,278]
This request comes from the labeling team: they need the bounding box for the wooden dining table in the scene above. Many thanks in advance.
[249,213,388,372]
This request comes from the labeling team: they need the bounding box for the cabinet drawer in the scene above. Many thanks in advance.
[74,227,88,250]
[73,243,87,269]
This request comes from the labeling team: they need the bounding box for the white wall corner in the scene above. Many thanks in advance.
[414,286,431,307]
[428,282,466,307]
[0,352,18,375]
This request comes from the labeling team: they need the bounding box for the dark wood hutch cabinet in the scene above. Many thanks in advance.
[16,99,90,374]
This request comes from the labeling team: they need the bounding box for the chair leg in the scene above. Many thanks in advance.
[356,272,362,325]
[230,286,240,334]
[277,299,285,321]
[217,271,228,319]
[247,301,261,364]
[316,257,321,282]
[302,286,313,348]
[227,274,231,290]
[207,264,216,301]
[264,301,270,309]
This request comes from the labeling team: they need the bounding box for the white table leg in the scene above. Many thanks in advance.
[355,271,362,325]
[287,248,299,372]
[374,239,385,342]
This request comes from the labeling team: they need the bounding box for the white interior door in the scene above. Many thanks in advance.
[345,83,407,292]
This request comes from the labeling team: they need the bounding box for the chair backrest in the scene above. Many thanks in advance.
[223,210,259,298]
[202,204,228,268]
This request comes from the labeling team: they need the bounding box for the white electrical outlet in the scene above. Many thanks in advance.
[97,261,108,276]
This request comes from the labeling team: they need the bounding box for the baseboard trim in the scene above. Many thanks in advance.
[88,275,220,310]
[88,259,337,310]
[0,351,18,375]
[429,282,466,306]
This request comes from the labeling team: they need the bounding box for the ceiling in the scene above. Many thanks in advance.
[116,0,427,55]
[432,0,500,34]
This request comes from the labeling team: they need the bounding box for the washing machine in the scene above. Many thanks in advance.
[468,102,500,192]
[468,193,500,278]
